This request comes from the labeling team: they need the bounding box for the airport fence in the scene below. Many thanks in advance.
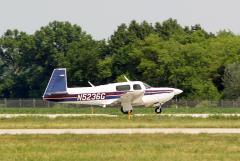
[0,99,240,108]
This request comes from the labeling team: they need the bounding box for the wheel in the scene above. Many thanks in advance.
[120,107,132,114]
[155,107,162,114]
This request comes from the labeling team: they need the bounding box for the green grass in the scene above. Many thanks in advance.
[0,115,240,129]
[1,106,240,114]
[1,106,240,129]
[0,134,239,161]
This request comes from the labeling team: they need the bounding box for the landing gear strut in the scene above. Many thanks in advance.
[155,104,162,114]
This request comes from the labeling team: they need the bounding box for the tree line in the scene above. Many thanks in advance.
[0,18,240,99]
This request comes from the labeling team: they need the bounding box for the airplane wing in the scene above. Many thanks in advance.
[120,91,144,112]
[102,90,144,112]
[120,92,134,112]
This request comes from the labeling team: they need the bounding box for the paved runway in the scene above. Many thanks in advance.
[0,113,240,118]
[0,128,240,135]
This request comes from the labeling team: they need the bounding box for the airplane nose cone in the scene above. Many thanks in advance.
[173,89,183,95]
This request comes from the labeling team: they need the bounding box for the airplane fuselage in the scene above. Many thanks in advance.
[43,68,183,114]
[44,81,182,108]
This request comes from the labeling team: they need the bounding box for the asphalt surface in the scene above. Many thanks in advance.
[0,128,240,135]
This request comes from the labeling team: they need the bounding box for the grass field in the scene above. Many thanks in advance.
[1,107,239,161]
[1,106,240,114]
[0,134,239,161]
[0,107,239,161]
[1,106,240,129]
[0,115,240,129]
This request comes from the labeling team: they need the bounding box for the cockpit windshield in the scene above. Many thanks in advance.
[143,83,151,89]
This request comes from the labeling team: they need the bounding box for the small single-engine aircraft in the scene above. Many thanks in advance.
[43,68,183,114]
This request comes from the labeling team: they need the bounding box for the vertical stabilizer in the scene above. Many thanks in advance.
[43,68,67,97]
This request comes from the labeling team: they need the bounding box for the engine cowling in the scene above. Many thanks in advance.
[142,92,174,107]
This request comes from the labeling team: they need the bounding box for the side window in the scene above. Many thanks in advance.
[116,85,130,91]
[133,84,141,90]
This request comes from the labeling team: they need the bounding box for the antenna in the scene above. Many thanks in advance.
[88,81,95,87]
[123,75,130,82]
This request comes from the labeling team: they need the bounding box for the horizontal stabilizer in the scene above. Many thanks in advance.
[88,81,95,87]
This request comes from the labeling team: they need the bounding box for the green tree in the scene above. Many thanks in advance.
[223,63,240,99]
[1,19,240,100]
[0,21,104,97]
[29,21,103,96]
[0,29,34,97]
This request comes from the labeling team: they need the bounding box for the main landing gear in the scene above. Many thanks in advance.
[120,107,132,114]
[121,107,133,119]
[155,104,162,114]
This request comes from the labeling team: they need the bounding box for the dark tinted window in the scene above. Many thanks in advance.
[116,85,130,91]
[133,84,142,90]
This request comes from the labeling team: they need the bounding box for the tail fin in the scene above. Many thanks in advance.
[43,68,68,97]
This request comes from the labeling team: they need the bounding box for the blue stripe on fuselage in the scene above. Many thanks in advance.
[106,95,121,99]
[45,90,173,102]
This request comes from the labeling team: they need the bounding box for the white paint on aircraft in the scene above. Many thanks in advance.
[43,68,183,114]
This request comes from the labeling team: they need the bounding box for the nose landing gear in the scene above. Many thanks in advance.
[154,103,162,114]
[155,107,162,114]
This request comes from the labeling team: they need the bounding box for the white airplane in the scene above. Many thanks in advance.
[43,68,183,114]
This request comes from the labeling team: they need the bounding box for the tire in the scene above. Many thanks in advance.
[155,107,162,114]
[120,107,132,114]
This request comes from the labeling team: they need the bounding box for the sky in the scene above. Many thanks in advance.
[0,0,240,40]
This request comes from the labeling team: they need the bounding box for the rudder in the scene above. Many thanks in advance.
[43,68,67,97]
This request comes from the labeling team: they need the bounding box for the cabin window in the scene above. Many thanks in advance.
[116,85,130,91]
[133,84,142,90]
